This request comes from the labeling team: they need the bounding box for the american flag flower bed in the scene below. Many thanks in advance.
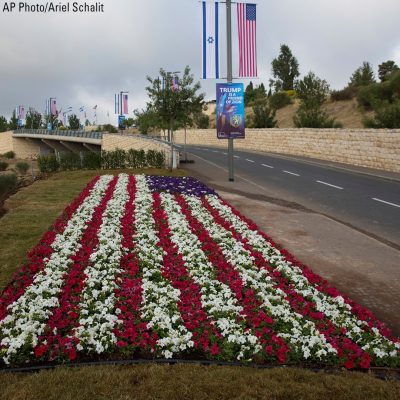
[0,174,399,369]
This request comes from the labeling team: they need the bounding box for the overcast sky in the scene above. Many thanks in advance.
[0,0,399,124]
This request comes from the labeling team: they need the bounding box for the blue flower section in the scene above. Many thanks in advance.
[145,176,217,197]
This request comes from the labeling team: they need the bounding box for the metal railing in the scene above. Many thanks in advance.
[13,128,103,140]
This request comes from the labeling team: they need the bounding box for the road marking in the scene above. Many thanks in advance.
[234,155,240,159]
[262,164,274,169]
[246,159,255,163]
[283,170,300,176]
[316,180,344,190]
[372,198,400,208]
[222,152,228,155]
[212,150,219,153]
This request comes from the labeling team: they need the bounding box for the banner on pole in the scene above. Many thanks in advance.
[202,1,219,79]
[216,83,245,139]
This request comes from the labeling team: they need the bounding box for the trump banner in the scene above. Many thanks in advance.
[216,83,245,139]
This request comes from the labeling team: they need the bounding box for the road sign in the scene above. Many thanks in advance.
[216,83,245,139]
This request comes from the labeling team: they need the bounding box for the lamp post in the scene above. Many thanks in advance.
[226,0,234,181]
[164,71,180,170]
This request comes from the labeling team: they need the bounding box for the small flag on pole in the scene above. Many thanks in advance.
[172,77,179,91]
[93,105,97,110]
[237,3,257,77]
[122,95,128,114]
[50,99,57,116]
[202,1,219,79]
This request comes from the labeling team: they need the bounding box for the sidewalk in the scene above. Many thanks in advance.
[182,158,400,336]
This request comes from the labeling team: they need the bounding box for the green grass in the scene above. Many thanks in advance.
[0,364,399,400]
[0,168,399,399]
[0,168,185,289]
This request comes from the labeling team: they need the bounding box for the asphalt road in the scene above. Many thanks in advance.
[178,144,400,248]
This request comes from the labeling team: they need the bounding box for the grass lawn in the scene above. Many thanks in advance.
[0,169,399,399]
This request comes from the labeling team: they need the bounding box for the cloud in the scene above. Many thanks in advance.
[1,0,399,122]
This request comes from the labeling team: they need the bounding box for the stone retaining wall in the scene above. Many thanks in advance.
[173,129,400,173]
[0,131,13,154]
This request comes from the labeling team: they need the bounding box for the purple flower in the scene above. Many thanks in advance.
[145,176,217,197]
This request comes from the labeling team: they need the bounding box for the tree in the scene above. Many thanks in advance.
[68,114,80,130]
[349,62,376,88]
[8,111,18,130]
[25,109,42,129]
[378,60,399,82]
[271,44,300,91]
[145,66,205,132]
[133,108,160,134]
[294,72,336,128]
[0,116,8,132]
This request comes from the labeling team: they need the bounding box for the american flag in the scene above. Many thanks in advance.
[237,3,257,77]
[122,95,128,114]
[50,99,57,116]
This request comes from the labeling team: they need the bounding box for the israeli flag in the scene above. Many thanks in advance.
[202,1,219,79]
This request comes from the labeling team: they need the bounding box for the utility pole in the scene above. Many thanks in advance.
[226,0,234,181]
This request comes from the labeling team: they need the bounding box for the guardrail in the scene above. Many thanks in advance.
[13,129,103,140]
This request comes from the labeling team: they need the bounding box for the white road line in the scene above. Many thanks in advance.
[372,198,400,208]
[212,150,219,153]
[234,155,240,159]
[316,180,343,190]
[262,164,274,169]
[222,152,228,155]
[283,170,300,177]
[246,159,255,163]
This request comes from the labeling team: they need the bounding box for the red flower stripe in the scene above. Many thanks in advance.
[175,194,290,364]
[201,196,368,368]
[216,196,398,343]
[34,176,119,361]
[113,176,158,352]
[0,176,100,322]
[152,192,223,356]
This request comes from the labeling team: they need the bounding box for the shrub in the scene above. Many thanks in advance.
[0,173,17,197]
[146,149,165,168]
[363,101,400,128]
[59,153,81,170]
[101,124,118,133]
[252,103,277,128]
[357,82,393,109]
[330,87,355,102]
[101,149,126,169]
[136,149,146,169]
[269,91,291,110]
[15,161,29,175]
[3,151,15,159]
[82,152,101,169]
[0,161,8,171]
[196,114,210,129]
[285,90,296,98]
[294,106,336,128]
[37,154,59,173]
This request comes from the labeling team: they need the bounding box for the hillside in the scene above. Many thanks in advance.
[204,99,374,129]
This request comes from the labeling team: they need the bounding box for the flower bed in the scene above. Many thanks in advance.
[0,174,399,369]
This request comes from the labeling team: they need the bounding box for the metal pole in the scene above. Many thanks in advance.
[227,0,234,181]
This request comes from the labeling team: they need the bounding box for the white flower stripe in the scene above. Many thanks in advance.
[133,175,193,358]
[206,194,400,359]
[160,192,262,361]
[185,194,337,361]
[0,175,114,363]
[74,174,130,354]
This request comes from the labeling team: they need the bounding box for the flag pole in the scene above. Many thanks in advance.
[226,0,234,181]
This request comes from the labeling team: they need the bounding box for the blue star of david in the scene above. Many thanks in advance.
[207,36,214,44]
